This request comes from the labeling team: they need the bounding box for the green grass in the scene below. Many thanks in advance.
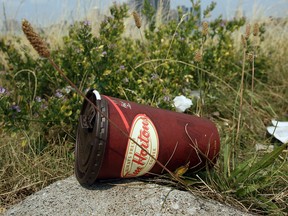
[0,1,287,215]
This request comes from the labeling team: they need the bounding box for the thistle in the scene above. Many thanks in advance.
[132,11,141,29]
[21,19,50,58]
[202,21,209,36]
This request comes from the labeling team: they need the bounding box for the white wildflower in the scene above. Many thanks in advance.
[173,95,193,113]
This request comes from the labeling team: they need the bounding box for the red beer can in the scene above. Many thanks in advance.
[75,90,220,185]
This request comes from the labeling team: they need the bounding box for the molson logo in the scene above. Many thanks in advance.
[121,114,159,177]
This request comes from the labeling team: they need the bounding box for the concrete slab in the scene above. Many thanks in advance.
[4,176,252,216]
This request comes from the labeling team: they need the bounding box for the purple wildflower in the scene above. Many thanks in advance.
[151,73,159,80]
[102,51,107,56]
[163,95,170,102]
[83,20,91,26]
[55,90,63,98]
[41,103,48,110]
[119,65,125,70]
[220,21,226,27]
[0,86,6,94]
[11,105,21,112]
[35,96,42,102]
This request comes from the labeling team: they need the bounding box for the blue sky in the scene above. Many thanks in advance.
[0,0,287,27]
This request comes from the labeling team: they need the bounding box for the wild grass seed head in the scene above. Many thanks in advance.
[241,35,247,48]
[132,11,142,29]
[202,21,209,36]
[22,19,50,58]
[246,52,254,62]
[253,23,259,36]
[194,49,202,62]
[245,24,251,39]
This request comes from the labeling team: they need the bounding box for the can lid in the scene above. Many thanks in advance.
[75,90,108,185]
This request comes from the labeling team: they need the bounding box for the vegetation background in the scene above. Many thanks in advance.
[0,0,287,215]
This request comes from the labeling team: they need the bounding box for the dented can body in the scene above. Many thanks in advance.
[75,90,220,185]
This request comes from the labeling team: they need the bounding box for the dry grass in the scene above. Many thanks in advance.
[0,129,74,210]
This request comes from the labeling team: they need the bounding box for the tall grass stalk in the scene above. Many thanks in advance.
[250,53,255,106]
[132,11,157,71]
[132,10,162,104]
[235,35,247,144]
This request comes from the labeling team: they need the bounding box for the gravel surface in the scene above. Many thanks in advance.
[4,176,252,216]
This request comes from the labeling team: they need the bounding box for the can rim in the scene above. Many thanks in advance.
[75,89,108,185]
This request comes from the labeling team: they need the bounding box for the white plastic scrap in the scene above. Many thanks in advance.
[255,143,274,152]
[173,95,193,113]
[266,120,288,144]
